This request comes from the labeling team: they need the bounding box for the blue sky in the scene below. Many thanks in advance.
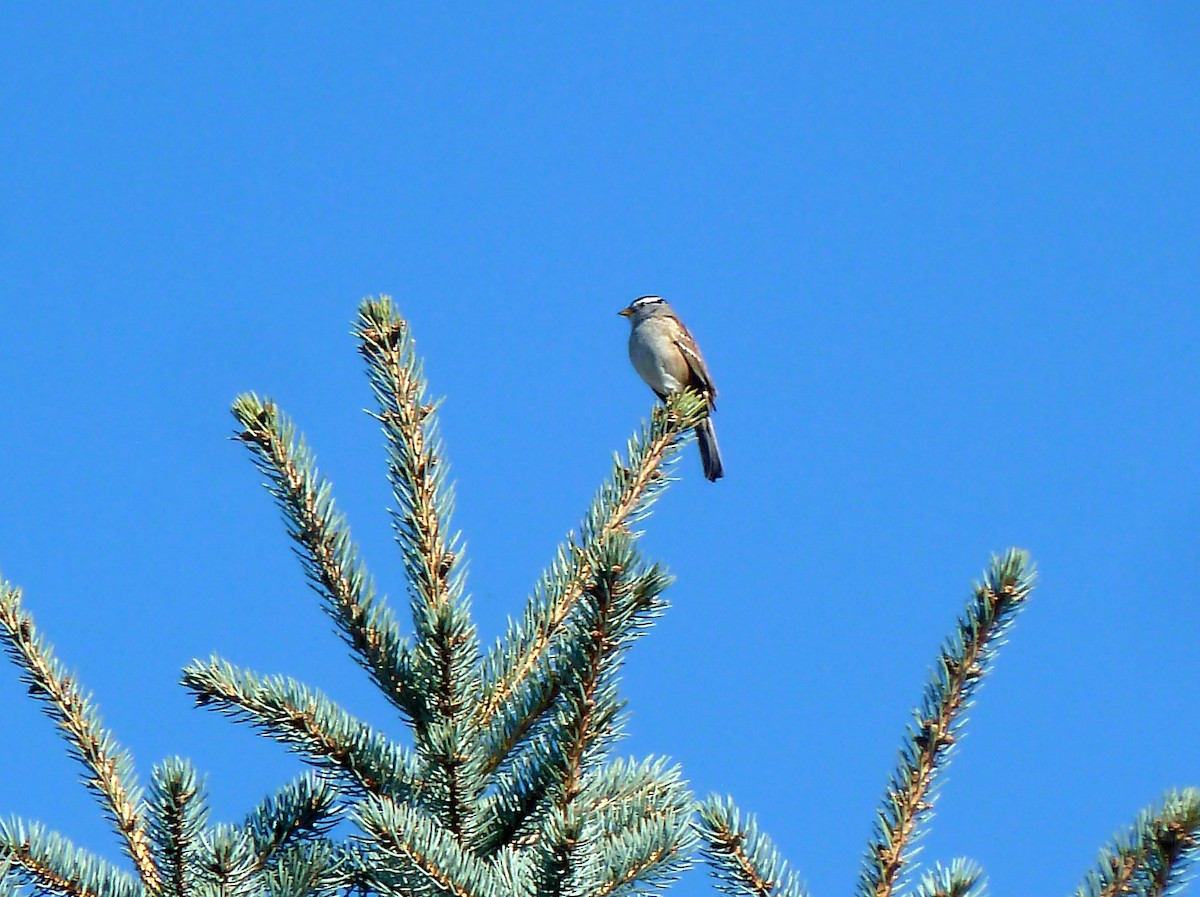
[1,4,1198,895]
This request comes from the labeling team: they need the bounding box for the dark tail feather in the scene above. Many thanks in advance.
[695,418,724,482]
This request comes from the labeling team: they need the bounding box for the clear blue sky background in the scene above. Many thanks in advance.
[1,5,1197,896]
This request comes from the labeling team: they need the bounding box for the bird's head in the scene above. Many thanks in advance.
[618,295,670,323]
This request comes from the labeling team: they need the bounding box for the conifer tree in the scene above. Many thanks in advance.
[3,298,1196,897]
[694,551,1200,897]
[0,297,705,897]
[0,581,351,897]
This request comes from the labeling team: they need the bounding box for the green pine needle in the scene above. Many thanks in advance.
[147,759,208,897]
[913,859,987,897]
[0,819,143,897]
[858,549,1035,897]
[240,773,342,868]
[1077,788,1200,897]
[192,824,257,897]
[230,393,422,723]
[477,390,705,777]
[356,796,507,897]
[0,581,160,892]
[180,658,421,802]
[695,796,806,897]
[258,840,347,897]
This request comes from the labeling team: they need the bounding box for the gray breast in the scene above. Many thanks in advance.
[629,319,688,395]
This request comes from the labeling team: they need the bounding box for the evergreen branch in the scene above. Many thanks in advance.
[477,729,564,856]
[913,860,986,897]
[147,759,208,897]
[324,842,375,897]
[577,763,696,897]
[555,580,622,813]
[1076,788,1200,897]
[355,297,483,842]
[0,582,160,891]
[0,858,19,897]
[529,805,579,897]
[483,755,688,858]
[181,658,420,801]
[533,789,694,897]
[695,797,806,897]
[481,693,675,855]
[477,390,706,738]
[554,537,670,811]
[0,820,143,897]
[587,812,695,897]
[259,841,349,897]
[524,540,676,895]
[230,393,421,722]
[347,859,423,897]
[193,825,256,897]
[488,847,536,897]
[475,503,686,786]
[241,773,342,870]
[478,666,561,782]
[414,709,487,849]
[483,540,670,853]
[858,549,1035,897]
[356,796,508,897]
[583,758,693,842]
[353,300,461,662]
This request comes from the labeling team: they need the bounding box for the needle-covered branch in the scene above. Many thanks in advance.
[0,585,348,897]
[553,535,672,809]
[0,582,160,892]
[355,297,472,681]
[231,394,422,722]
[356,796,510,897]
[1,299,737,897]
[355,297,485,844]
[584,758,694,841]
[697,551,1038,897]
[240,773,342,870]
[0,820,143,897]
[181,658,421,802]
[695,797,806,897]
[511,535,689,895]
[586,813,695,897]
[191,825,257,897]
[146,759,207,897]
[479,536,673,861]
[579,764,696,897]
[858,549,1035,897]
[477,390,706,771]
[1077,788,1200,897]
[912,860,987,897]
[257,841,349,897]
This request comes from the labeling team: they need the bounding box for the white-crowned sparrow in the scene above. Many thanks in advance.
[619,295,724,481]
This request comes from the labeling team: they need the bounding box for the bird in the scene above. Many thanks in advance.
[619,295,724,481]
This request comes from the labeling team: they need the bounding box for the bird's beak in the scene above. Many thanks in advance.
[618,307,633,317]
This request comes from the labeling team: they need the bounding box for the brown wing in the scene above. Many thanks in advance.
[672,321,718,410]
